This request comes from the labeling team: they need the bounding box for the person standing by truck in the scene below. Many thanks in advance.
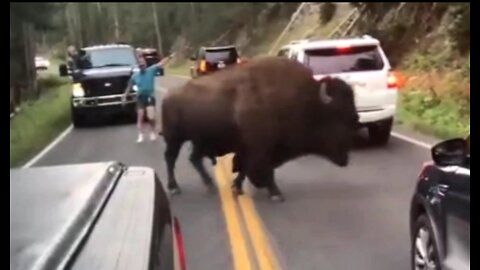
[122,53,174,143]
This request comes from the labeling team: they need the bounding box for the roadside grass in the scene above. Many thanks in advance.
[166,61,191,77]
[396,83,470,139]
[10,78,71,168]
[396,51,470,139]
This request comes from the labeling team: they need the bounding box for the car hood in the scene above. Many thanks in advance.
[10,162,170,270]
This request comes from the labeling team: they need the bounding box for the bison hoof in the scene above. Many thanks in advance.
[231,186,244,196]
[269,194,285,202]
[169,187,182,196]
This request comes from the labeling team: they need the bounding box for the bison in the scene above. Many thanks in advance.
[161,57,359,201]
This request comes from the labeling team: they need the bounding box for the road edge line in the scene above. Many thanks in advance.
[391,131,433,149]
[22,125,73,168]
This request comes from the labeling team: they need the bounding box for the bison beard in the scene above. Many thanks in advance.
[162,57,359,202]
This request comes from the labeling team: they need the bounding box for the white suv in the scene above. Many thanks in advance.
[278,36,398,145]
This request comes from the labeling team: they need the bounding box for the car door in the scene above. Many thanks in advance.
[441,163,470,270]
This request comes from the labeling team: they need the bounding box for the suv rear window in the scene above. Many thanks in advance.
[204,49,238,63]
[304,45,384,74]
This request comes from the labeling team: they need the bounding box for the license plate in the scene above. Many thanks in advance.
[217,62,226,69]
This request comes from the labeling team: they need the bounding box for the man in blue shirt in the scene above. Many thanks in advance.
[123,53,174,143]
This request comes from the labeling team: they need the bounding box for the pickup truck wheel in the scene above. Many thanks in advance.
[71,107,87,128]
[129,109,138,123]
[368,118,393,146]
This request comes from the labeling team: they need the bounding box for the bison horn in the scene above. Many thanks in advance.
[319,81,333,104]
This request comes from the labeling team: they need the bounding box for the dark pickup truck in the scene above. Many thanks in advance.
[10,162,186,270]
[59,44,139,127]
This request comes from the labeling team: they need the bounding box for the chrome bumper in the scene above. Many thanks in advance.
[72,93,137,108]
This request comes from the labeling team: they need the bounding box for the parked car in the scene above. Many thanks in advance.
[189,45,243,78]
[10,161,187,270]
[139,48,164,76]
[277,35,398,145]
[58,44,139,127]
[409,135,470,270]
[35,56,50,70]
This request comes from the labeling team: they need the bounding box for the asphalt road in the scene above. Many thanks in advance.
[33,76,436,270]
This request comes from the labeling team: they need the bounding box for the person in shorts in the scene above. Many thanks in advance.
[122,54,174,143]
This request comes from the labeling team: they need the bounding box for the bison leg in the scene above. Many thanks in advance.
[232,172,247,196]
[231,154,246,195]
[165,140,183,195]
[266,180,284,202]
[245,154,285,202]
[189,146,216,192]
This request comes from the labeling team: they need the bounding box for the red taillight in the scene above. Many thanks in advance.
[173,217,186,270]
[336,44,352,54]
[387,72,398,89]
[237,58,242,64]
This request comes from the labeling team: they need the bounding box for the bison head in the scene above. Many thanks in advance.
[313,77,359,167]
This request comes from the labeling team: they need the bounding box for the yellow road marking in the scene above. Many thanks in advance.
[238,196,281,270]
[218,154,281,270]
[214,158,253,270]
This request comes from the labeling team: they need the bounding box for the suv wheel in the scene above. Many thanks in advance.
[368,118,393,145]
[411,214,441,270]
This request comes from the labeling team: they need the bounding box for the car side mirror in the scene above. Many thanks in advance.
[431,138,468,166]
[59,64,69,77]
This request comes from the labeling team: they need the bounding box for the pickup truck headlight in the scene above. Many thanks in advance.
[132,85,139,92]
[72,83,85,97]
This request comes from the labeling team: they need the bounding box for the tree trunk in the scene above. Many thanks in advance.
[22,22,37,99]
[151,3,163,56]
[114,3,120,41]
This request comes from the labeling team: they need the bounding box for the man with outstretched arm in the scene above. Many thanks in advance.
[122,53,174,143]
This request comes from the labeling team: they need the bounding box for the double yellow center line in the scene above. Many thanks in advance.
[214,154,281,270]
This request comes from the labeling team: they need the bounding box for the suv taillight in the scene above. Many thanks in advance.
[387,71,398,89]
[173,217,186,270]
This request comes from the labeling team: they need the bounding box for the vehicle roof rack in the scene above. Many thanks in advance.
[289,39,310,45]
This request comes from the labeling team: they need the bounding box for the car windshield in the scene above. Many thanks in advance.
[84,48,137,68]
[304,45,384,74]
[205,49,238,63]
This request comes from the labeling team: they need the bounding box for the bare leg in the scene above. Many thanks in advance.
[136,109,146,142]
[165,140,183,195]
[145,105,158,141]
[189,145,215,192]
[137,108,145,132]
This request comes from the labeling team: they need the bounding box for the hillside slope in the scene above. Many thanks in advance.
[167,3,469,139]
